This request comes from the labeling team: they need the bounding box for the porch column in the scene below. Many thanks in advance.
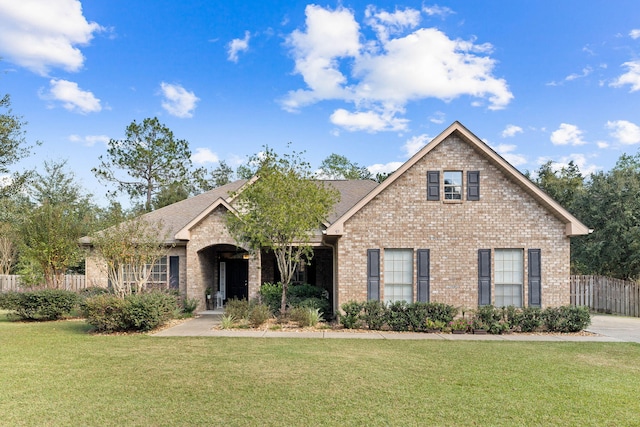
[248,251,261,300]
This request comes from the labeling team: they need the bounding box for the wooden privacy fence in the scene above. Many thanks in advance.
[571,275,640,317]
[0,275,87,292]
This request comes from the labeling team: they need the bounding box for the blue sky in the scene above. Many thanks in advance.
[1,0,640,207]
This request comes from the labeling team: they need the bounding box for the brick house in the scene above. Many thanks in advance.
[84,122,589,312]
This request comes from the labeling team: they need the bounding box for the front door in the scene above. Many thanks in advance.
[225,259,248,301]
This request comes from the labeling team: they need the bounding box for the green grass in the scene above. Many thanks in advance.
[1,312,640,426]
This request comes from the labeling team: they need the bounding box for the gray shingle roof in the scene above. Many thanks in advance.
[82,178,378,244]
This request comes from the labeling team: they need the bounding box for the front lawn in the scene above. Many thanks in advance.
[1,312,639,426]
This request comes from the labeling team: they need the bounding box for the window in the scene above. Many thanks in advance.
[384,249,413,303]
[292,263,307,284]
[148,256,168,286]
[495,249,523,307]
[121,257,168,289]
[443,171,462,200]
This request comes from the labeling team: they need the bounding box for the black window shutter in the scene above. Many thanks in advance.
[427,171,440,200]
[467,171,480,201]
[367,249,380,301]
[478,249,491,306]
[169,256,179,290]
[417,249,430,302]
[528,249,542,307]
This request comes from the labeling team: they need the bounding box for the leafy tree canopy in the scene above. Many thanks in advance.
[318,153,373,180]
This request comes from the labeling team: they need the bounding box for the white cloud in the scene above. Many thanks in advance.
[42,79,101,114]
[422,5,455,17]
[282,5,512,133]
[606,120,640,145]
[0,0,103,75]
[501,124,523,138]
[69,134,109,147]
[192,148,219,164]
[227,31,250,63]
[596,140,610,149]
[367,161,404,175]
[330,109,408,132]
[611,61,640,92]
[159,82,199,118]
[403,134,431,157]
[550,123,587,146]
[630,29,640,39]
[565,66,593,81]
[492,143,527,166]
[364,6,421,43]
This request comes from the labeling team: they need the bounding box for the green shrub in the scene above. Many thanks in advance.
[306,308,322,327]
[361,300,386,330]
[181,297,199,317]
[259,282,283,312]
[288,307,323,327]
[82,291,178,333]
[340,301,363,329]
[124,292,178,331]
[407,302,457,331]
[1,289,80,321]
[517,307,543,332]
[543,305,591,332]
[407,302,430,331]
[385,301,410,331]
[225,298,250,320]
[247,303,271,328]
[221,314,235,329]
[82,294,128,332]
[0,291,20,310]
[424,302,458,324]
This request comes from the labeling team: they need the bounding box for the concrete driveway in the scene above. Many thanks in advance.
[588,314,640,343]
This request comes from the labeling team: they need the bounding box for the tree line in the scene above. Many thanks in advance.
[529,157,640,280]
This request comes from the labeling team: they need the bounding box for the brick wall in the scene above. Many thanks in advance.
[336,134,571,310]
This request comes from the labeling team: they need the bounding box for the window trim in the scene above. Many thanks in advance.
[443,170,463,201]
[494,248,524,308]
[383,248,414,304]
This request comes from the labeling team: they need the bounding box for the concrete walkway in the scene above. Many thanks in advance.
[153,312,640,342]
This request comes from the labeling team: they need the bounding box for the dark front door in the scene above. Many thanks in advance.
[225,259,248,301]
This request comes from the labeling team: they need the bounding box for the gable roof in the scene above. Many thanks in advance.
[325,121,590,237]
[81,178,378,245]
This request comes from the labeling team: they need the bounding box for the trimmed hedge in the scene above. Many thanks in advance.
[339,300,458,331]
[339,301,591,334]
[0,290,80,321]
[471,305,590,334]
[81,291,179,332]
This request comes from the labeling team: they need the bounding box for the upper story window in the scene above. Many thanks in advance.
[427,170,480,201]
[443,171,462,200]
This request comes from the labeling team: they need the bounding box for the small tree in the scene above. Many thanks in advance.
[19,202,84,288]
[227,146,339,314]
[90,218,171,298]
[92,117,192,212]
